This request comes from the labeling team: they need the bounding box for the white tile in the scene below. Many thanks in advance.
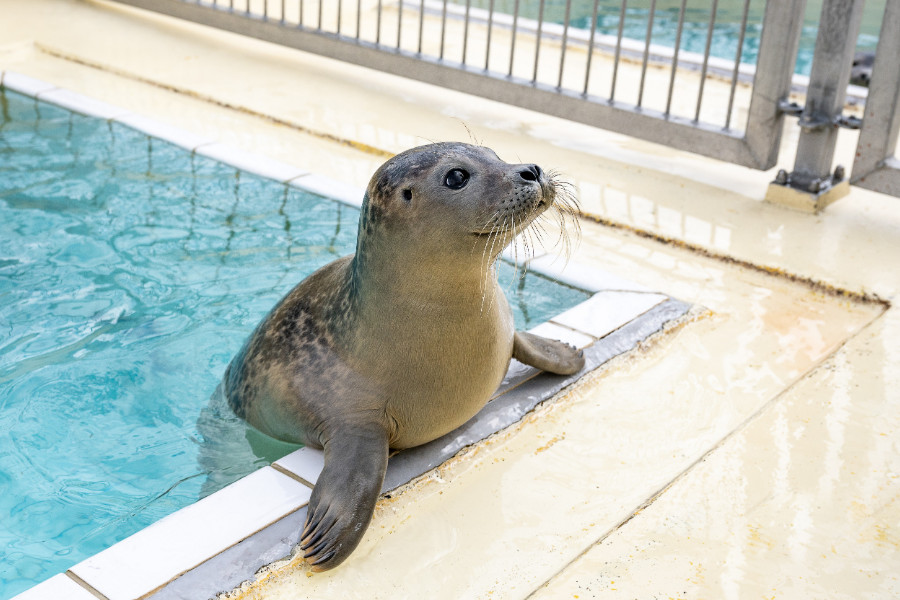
[196,143,309,183]
[274,447,325,486]
[1,71,56,97]
[114,113,214,151]
[527,255,652,293]
[37,88,131,120]
[551,292,668,339]
[11,574,98,600]
[71,467,311,600]
[288,174,365,208]
[527,321,596,348]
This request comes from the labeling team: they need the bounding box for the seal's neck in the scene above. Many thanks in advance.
[350,249,499,310]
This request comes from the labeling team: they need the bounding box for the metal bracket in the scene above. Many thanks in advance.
[777,98,862,130]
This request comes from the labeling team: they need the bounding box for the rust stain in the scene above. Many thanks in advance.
[534,434,565,454]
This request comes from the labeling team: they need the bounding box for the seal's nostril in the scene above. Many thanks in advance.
[520,165,541,182]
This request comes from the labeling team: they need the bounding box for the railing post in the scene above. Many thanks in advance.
[851,0,900,196]
[765,0,865,212]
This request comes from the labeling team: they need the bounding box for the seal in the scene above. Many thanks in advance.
[850,52,875,87]
[221,142,584,571]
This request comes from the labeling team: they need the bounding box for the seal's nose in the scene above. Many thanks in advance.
[519,165,543,182]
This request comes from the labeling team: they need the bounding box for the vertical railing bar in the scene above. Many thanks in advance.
[485,0,495,71]
[610,0,627,102]
[299,0,304,27]
[724,0,751,130]
[851,0,900,192]
[636,0,657,107]
[694,0,719,123]
[509,0,521,77]
[418,0,425,54]
[337,0,342,33]
[280,0,285,23]
[397,0,403,49]
[557,0,573,89]
[318,0,323,30]
[532,0,546,83]
[583,0,600,95]
[356,0,361,38]
[462,0,472,65]
[440,0,448,59]
[376,0,382,44]
[664,0,687,116]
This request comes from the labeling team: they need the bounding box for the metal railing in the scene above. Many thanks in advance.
[851,0,900,197]
[107,0,899,202]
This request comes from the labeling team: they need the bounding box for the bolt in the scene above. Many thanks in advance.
[775,169,789,185]
[808,179,822,193]
[834,165,845,180]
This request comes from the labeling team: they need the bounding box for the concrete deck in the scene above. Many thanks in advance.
[2,0,898,598]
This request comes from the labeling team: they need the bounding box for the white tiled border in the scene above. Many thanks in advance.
[3,72,685,600]
[11,575,99,600]
[71,468,311,600]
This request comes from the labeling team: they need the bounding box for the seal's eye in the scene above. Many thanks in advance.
[444,169,469,190]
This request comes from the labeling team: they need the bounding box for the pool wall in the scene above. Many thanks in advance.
[4,71,690,600]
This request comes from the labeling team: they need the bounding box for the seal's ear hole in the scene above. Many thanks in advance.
[402,189,412,203]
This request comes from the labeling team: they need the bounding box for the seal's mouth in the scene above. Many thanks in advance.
[471,193,552,238]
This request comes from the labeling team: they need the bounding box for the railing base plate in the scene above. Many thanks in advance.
[764,178,850,213]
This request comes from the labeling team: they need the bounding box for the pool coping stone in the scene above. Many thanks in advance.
[9,574,101,600]
[2,71,692,600]
[69,467,312,600]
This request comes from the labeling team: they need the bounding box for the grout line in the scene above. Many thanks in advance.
[34,43,396,159]
[522,305,889,599]
[489,369,541,401]
[65,571,110,600]
[579,211,892,309]
[540,320,600,342]
[271,463,316,490]
[550,294,670,341]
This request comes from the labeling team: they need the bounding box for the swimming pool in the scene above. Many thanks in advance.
[0,87,591,598]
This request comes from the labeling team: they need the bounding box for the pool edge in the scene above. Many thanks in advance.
[3,71,692,600]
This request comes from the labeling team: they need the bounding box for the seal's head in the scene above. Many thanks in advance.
[357,142,577,268]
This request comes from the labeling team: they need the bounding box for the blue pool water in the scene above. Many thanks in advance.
[0,88,591,597]
[465,0,883,77]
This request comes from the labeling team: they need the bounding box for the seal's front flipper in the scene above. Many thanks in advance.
[513,331,585,375]
[299,426,389,571]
